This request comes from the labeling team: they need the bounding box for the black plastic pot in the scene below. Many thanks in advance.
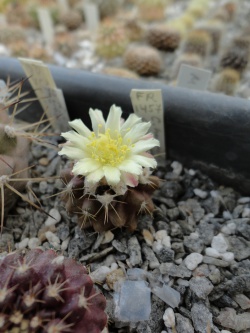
[0,57,250,194]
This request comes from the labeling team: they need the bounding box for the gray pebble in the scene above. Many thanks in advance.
[227,236,250,260]
[175,313,194,333]
[191,302,213,333]
[189,277,214,300]
[160,263,192,278]
[127,236,142,267]
[203,256,230,267]
[155,247,175,263]
[142,244,160,269]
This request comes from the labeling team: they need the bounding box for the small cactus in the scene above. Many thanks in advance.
[135,0,170,21]
[211,68,240,96]
[146,24,181,52]
[195,20,225,54]
[0,248,107,333]
[124,45,162,76]
[59,9,83,30]
[0,26,26,45]
[181,29,212,58]
[91,0,123,18]
[95,22,129,59]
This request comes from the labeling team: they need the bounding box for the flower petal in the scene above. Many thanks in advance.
[72,158,101,175]
[86,168,104,184]
[121,172,138,187]
[68,119,91,137]
[105,105,122,135]
[123,122,151,143]
[131,138,160,154]
[89,108,106,135]
[61,131,88,148]
[120,113,141,136]
[131,155,157,168]
[103,166,121,185]
[118,159,142,175]
[58,146,86,160]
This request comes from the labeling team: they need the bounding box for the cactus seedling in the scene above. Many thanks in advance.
[95,22,129,59]
[0,248,107,333]
[58,105,160,232]
[181,30,212,58]
[124,45,162,76]
[135,0,170,22]
[146,24,181,52]
[211,68,240,96]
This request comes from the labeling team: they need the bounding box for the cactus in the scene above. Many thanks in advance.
[146,24,181,51]
[135,0,170,21]
[181,29,212,58]
[58,105,160,232]
[59,9,83,30]
[0,248,107,333]
[195,20,225,54]
[124,45,162,76]
[211,68,240,96]
[91,0,123,18]
[95,22,129,59]
[0,26,26,45]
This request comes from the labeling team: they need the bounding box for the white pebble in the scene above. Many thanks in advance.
[193,188,208,199]
[61,237,70,251]
[101,231,114,244]
[163,308,175,328]
[188,169,196,176]
[177,279,189,287]
[162,236,171,248]
[90,266,111,283]
[205,247,220,258]
[184,253,203,270]
[220,252,234,262]
[175,258,182,264]
[28,237,41,249]
[171,161,183,176]
[52,255,64,265]
[238,197,250,204]
[211,233,228,253]
[189,232,199,240]
[45,208,61,226]
[16,238,29,250]
[222,211,233,220]
[221,222,236,235]
[242,207,250,218]
[221,330,232,333]
[155,230,168,240]
[45,231,60,244]
[153,240,163,252]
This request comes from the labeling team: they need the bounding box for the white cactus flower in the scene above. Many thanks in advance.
[59,105,159,192]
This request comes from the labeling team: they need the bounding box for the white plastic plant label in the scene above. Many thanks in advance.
[19,58,70,132]
[130,89,165,159]
[37,8,54,48]
[177,64,212,91]
[83,3,100,31]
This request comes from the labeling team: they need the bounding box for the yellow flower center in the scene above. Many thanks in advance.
[87,129,131,167]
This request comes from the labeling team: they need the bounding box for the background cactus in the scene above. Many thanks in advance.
[124,45,162,76]
[146,24,181,51]
[0,248,107,333]
[211,68,240,96]
[181,29,212,58]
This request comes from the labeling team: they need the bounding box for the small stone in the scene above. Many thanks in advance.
[242,207,250,218]
[203,256,230,267]
[45,231,60,244]
[189,277,214,299]
[221,331,232,333]
[90,266,111,283]
[163,308,175,328]
[127,236,142,267]
[101,231,114,244]
[193,188,208,199]
[45,208,61,226]
[220,252,234,262]
[61,237,70,251]
[155,230,168,241]
[28,237,41,249]
[184,253,203,270]
[160,263,192,278]
[221,222,236,235]
[233,294,250,309]
[39,181,48,193]
[171,161,183,176]
[106,268,126,290]
[227,236,250,260]
[16,238,29,250]
[216,308,250,331]
[142,229,154,246]
[191,302,213,333]
[112,239,128,254]
[39,157,49,166]
[155,247,175,263]
[208,267,221,284]
[152,284,180,308]
[205,247,220,258]
[211,233,228,253]
[142,244,160,269]
[38,225,57,242]
[238,197,250,204]
[175,313,194,333]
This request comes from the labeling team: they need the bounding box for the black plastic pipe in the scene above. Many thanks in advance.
[0,57,250,193]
